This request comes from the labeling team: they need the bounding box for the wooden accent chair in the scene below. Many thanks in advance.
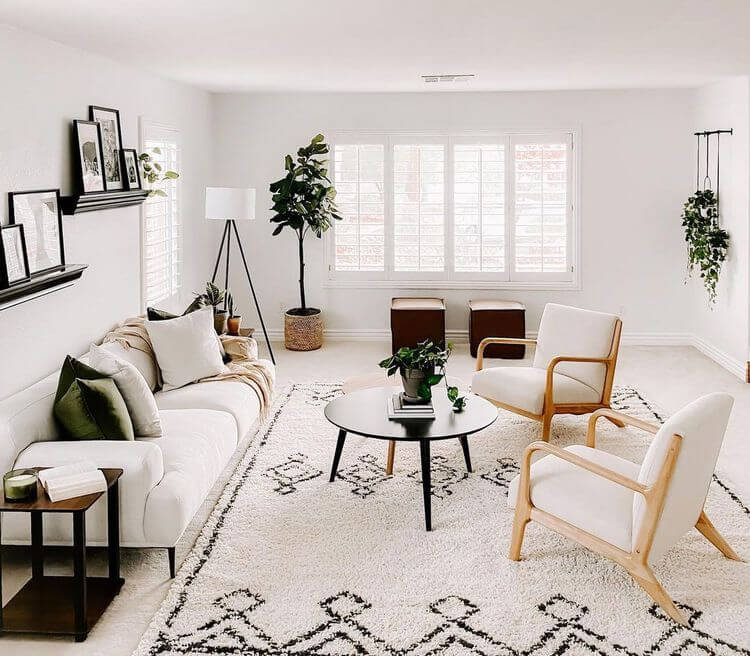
[472,303,623,441]
[507,393,741,625]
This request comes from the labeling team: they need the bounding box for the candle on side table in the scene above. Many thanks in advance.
[3,469,38,502]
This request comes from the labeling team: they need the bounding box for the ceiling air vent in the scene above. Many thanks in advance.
[422,74,475,84]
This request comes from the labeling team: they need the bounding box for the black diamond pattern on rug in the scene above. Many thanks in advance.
[263,452,323,495]
[408,454,469,499]
[336,454,390,498]
[480,457,520,495]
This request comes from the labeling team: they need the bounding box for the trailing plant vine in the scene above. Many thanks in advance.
[681,188,729,305]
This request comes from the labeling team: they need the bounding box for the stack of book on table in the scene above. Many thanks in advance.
[388,393,435,421]
[38,461,107,502]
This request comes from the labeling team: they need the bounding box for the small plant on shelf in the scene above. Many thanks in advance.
[192,281,227,334]
[379,340,466,412]
[138,147,179,197]
[227,292,243,336]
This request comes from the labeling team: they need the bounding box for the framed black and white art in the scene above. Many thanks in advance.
[90,105,124,191]
[8,189,65,276]
[121,148,142,190]
[73,119,106,193]
[0,224,31,288]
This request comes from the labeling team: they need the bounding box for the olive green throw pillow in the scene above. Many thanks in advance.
[54,355,106,404]
[54,378,135,441]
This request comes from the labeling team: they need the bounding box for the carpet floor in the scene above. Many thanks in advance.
[134,383,750,656]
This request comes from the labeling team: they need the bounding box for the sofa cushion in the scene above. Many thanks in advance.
[471,366,599,415]
[98,341,159,392]
[54,355,106,403]
[6,439,164,546]
[508,445,639,551]
[155,380,260,439]
[54,378,135,441]
[141,408,237,546]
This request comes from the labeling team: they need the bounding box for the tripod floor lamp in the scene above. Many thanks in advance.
[206,187,275,365]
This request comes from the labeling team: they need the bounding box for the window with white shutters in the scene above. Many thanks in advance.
[140,120,182,309]
[328,131,575,287]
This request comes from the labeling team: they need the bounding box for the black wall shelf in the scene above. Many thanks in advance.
[60,190,149,215]
[0,264,88,311]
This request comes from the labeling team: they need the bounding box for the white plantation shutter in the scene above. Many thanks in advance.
[140,121,181,309]
[393,142,445,272]
[333,143,385,271]
[453,141,506,272]
[512,135,571,278]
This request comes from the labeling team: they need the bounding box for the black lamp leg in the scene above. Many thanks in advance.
[231,220,276,365]
[211,221,230,284]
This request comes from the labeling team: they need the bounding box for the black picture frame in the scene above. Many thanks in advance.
[89,105,124,191]
[8,189,66,277]
[73,119,107,193]
[120,148,142,190]
[0,224,31,288]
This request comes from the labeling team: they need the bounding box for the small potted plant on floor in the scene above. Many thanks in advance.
[379,340,466,411]
[194,282,227,335]
[269,134,342,351]
[227,292,242,336]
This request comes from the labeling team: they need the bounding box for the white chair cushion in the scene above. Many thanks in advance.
[533,303,618,395]
[508,445,639,551]
[6,439,164,546]
[634,392,733,563]
[140,409,238,546]
[89,343,162,438]
[471,366,599,415]
[155,380,261,439]
[145,308,227,391]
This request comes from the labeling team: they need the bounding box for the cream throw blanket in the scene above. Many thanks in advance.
[102,316,275,413]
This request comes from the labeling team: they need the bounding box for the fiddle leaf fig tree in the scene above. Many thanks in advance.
[681,188,729,305]
[269,134,342,314]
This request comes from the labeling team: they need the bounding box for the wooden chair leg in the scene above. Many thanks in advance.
[605,415,626,428]
[541,413,553,441]
[629,566,687,625]
[508,506,530,561]
[386,440,396,476]
[695,510,743,561]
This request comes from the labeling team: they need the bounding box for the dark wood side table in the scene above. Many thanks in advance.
[0,467,124,642]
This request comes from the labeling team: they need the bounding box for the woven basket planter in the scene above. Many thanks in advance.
[284,309,323,351]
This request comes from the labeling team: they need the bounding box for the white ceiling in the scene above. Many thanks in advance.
[2,0,749,93]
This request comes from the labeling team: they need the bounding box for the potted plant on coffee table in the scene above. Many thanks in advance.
[379,340,466,411]
[269,134,342,351]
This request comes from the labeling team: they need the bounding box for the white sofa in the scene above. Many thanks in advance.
[0,341,272,577]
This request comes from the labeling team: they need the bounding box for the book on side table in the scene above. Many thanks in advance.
[38,461,107,502]
[388,393,435,420]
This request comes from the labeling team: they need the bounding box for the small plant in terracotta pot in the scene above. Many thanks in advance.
[226,292,242,336]
[194,282,227,335]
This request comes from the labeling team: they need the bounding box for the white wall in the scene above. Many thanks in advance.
[0,24,214,399]
[212,90,695,340]
[688,77,750,377]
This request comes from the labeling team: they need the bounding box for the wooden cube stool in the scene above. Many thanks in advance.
[469,300,526,359]
[390,297,445,353]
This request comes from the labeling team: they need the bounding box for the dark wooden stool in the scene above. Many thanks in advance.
[390,297,445,353]
[469,300,526,358]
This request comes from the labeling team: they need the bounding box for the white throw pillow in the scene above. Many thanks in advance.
[145,308,226,391]
[97,340,159,391]
[89,343,163,437]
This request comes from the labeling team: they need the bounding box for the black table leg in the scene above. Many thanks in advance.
[458,435,472,473]
[30,511,43,579]
[73,511,87,642]
[329,429,347,482]
[419,439,432,531]
[107,480,120,582]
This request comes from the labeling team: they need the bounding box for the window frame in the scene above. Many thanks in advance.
[325,128,580,290]
[139,117,183,311]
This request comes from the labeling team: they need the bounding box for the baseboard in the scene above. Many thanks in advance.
[690,334,746,380]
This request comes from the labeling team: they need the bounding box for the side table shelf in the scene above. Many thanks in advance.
[0,467,124,642]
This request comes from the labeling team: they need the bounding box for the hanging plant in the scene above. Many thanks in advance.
[681,188,729,305]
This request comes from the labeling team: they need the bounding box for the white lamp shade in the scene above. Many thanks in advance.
[205,187,255,221]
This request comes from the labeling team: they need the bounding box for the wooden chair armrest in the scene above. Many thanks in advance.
[544,355,611,405]
[519,441,648,499]
[586,408,660,447]
[476,337,536,371]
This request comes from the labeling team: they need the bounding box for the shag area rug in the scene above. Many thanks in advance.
[134,384,750,655]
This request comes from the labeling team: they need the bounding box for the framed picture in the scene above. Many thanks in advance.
[90,105,124,191]
[8,189,65,276]
[0,224,31,288]
[121,148,142,190]
[73,120,106,193]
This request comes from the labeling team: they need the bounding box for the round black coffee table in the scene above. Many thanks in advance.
[324,387,497,530]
